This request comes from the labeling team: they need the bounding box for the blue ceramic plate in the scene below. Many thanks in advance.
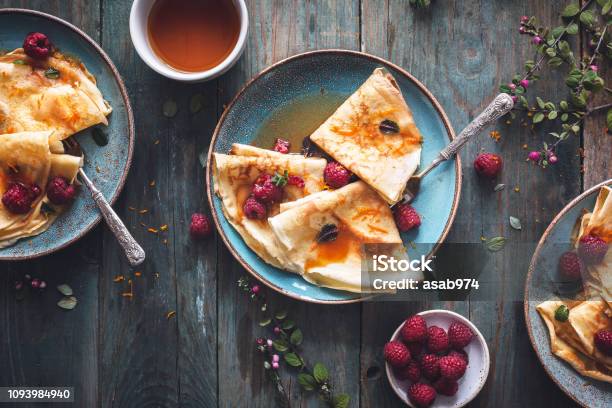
[525,179,612,407]
[207,50,460,303]
[0,9,134,260]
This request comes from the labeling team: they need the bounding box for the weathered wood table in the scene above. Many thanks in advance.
[0,1,609,407]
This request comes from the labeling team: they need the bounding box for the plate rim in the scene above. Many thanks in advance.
[206,49,462,304]
[524,178,612,407]
[0,8,135,260]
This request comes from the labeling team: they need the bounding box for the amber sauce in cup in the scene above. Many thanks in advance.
[147,0,240,73]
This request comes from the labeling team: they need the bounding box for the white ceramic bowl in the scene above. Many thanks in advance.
[129,0,249,82]
[385,310,490,408]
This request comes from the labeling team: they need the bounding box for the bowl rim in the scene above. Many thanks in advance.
[0,8,135,260]
[129,0,249,82]
[385,309,491,407]
[523,178,612,408]
[206,49,462,304]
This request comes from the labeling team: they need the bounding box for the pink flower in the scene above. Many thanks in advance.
[590,65,598,72]
[549,155,558,164]
[272,362,279,370]
[272,354,280,363]
[532,36,543,45]
[266,339,273,348]
[520,79,529,88]
[519,26,526,34]
[251,285,260,294]
[520,16,529,23]
[511,95,518,104]
[528,151,541,161]
[509,83,517,91]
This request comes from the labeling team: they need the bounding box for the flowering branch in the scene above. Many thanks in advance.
[238,277,350,408]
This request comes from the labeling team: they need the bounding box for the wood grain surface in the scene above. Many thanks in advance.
[0,1,607,407]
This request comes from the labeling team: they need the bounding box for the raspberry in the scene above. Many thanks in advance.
[427,326,449,354]
[448,321,474,349]
[557,251,583,281]
[243,197,266,220]
[406,342,424,359]
[273,138,290,154]
[407,383,436,408]
[23,32,53,60]
[594,329,612,356]
[419,354,440,380]
[433,377,459,396]
[190,213,212,239]
[577,235,608,265]
[394,360,421,382]
[401,315,428,343]
[438,355,467,380]
[252,174,282,204]
[287,175,305,188]
[323,161,351,189]
[383,340,411,368]
[474,153,503,178]
[448,349,469,365]
[2,182,39,214]
[393,203,421,232]
[46,177,76,205]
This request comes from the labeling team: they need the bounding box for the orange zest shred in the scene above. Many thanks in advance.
[149,180,156,187]
[134,271,142,277]
[160,224,168,232]
[166,311,176,319]
[121,279,133,299]
[113,275,125,283]
[139,209,149,214]
[148,227,158,234]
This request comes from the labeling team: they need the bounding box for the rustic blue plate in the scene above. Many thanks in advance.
[207,50,460,303]
[525,179,612,407]
[0,9,134,260]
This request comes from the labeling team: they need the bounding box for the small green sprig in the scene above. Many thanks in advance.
[238,277,350,408]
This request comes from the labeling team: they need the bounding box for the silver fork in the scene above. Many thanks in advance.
[401,93,514,203]
[63,137,146,266]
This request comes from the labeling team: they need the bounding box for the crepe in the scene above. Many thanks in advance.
[0,48,111,142]
[537,300,612,383]
[212,145,327,268]
[309,68,423,204]
[268,181,418,292]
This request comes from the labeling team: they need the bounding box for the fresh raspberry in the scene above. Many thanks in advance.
[577,235,608,265]
[594,329,612,356]
[419,354,440,380]
[448,349,469,365]
[287,175,305,188]
[46,176,76,205]
[427,326,449,354]
[557,251,583,281]
[394,360,421,382]
[252,174,282,204]
[401,315,428,343]
[383,340,411,368]
[190,213,212,239]
[406,342,424,359]
[474,153,503,178]
[273,138,290,154]
[1,182,39,214]
[393,203,421,232]
[448,322,474,349]
[323,161,352,189]
[438,355,467,380]
[23,32,53,60]
[433,377,459,396]
[407,383,436,408]
[243,197,266,220]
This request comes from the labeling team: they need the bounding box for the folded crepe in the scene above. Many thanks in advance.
[268,181,418,292]
[537,300,612,383]
[0,49,111,142]
[309,68,423,204]
[212,145,327,268]
[0,131,82,247]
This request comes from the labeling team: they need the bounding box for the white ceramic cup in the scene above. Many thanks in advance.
[129,0,249,82]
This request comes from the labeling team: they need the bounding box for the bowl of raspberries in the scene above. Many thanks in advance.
[384,310,490,407]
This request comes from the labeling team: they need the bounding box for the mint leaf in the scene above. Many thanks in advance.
[284,352,302,367]
[313,362,329,383]
[297,373,316,391]
[290,328,303,346]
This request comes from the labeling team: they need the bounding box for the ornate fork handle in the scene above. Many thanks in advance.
[419,93,514,177]
[79,169,146,266]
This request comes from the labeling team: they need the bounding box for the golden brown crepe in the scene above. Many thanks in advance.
[268,181,417,292]
[0,49,111,142]
[537,300,612,383]
[212,145,327,268]
[0,131,82,247]
[310,68,423,204]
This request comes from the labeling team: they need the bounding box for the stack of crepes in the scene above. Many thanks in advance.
[0,48,111,246]
[213,68,424,293]
[537,186,612,382]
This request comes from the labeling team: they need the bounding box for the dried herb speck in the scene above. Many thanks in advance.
[379,119,400,134]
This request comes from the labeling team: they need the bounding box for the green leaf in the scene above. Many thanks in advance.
[56,284,73,296]
[290,328,303,346]
[551,26,565,38]
[272,170,288,187]
[565,75,580,88]
[259,317,272,327]
[606,108,612,131]
[571,124,581,133]
[555,304,570,322]
[499,84,511,93]
[12,59,27,65]
[566,23,579,35]
[313,362,329,383]
[580,10,595,27]
[533,112,545,123]
[485,236,506,252]
[545,47,556,57]
[333,394,350,408]
[548,110,558,120]
[57,296,77,310]
[297,373,317,391]
[281,319,295,330]
[561,3,580,17]
[536,97,546,109]
[162,99,178,118]
[284,352,303,367]
[274,310,288,320]
[273,339,289,352]
[547,57,563,67]
[560,100,569,111]
[44,67,60,79]
[509,216,522,230]
[604,0,612,14]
